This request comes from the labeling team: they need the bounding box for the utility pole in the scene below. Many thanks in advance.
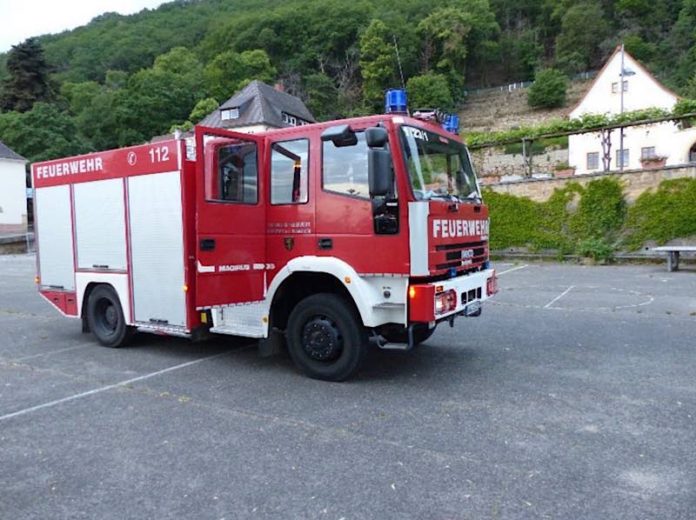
[619,43,625,172]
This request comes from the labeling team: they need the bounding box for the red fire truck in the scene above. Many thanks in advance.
[32,113,497,380]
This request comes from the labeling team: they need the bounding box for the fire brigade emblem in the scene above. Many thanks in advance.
[284,237,294,251]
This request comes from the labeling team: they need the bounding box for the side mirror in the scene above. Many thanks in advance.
[368,148,392,197]
[320,124,357,147]
[365,127,388,148]
[366,126,392,197]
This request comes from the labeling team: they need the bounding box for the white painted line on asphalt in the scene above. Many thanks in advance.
[0,350,235,423]
[497,264,529,276]
[12,344,92,362]
[544,285,575,309]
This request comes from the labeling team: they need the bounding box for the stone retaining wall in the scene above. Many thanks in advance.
[472,148,568,179]
[485,165,696,202]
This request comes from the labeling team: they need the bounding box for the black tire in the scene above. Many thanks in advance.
[382,324,435,346]
[286,293,368,381]
[86,285,133,348]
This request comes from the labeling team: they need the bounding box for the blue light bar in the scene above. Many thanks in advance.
[442,114,460,134]
[385,89,408,114]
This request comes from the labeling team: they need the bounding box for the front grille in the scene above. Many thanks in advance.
[435,240,486,252]
[433,240,487,272]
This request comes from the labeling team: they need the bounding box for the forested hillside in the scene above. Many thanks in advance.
[1,0,696,163]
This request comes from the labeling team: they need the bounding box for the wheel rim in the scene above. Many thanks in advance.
[301,315,343,362]
[95,297,118,335]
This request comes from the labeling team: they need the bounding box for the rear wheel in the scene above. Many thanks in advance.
[286,293,368,381]
[86,285,133,348]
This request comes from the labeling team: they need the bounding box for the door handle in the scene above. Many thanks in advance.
[318,238,333,250]
[200,238,216,251]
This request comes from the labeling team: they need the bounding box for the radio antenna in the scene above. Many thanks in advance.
[393,34,406,91]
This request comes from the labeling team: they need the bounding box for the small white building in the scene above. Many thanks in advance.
[568,46,696,174]
[0,140,28,234]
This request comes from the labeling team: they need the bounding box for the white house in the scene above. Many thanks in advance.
[0,140,28,235]
[568,46,696,174]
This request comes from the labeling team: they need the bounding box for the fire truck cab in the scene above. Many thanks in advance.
[32,113,496,381]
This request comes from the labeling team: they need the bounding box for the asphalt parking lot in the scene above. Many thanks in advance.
[1,254,695,519]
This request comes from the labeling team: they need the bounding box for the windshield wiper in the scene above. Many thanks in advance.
[427,192,461,202]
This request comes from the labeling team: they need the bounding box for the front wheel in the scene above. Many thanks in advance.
[286,293,368,381]
[86,285,133,348]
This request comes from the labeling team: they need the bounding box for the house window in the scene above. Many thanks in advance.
[690,143,696,163]
[281,112,310,127]
[611,81,629,93]
[271,139,309,204]
[586,152,599,170]
[220,107,240,121]
[616,148,629,168]
[282,113,297,126]
[641,147,656,160]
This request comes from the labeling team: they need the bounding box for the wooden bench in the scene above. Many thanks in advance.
[652,246,696,272]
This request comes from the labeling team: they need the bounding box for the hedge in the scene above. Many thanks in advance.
[485,177,696,260]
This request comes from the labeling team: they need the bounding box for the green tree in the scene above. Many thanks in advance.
[527,68,569,108]
[153,46,203,77]
[189,97,219,124]
[75,88,128,150]
[555,1,610,74]
[303,73,340,120]
[170,97,220,133]
[406,73,453,110]
[668,0,696,86]
[0,38,54,112]
[359,19,397,111]
[60,81,102,116]
[684,73,696,98]
[118,67,201,144]
[203,49,276,101]
[418,7,472,87]
[0,103,90,162]
[417,0,499,91]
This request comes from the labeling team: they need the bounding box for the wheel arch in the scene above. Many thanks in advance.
[75,273,132,331]
[266,256,378,329]
[80,281,102,332]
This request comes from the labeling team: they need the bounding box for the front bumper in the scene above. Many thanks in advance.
[408,268,497,323]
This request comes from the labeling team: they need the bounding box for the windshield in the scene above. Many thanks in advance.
[400,126,479,201]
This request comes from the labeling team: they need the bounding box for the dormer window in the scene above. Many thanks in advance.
[221,107,240,121]
[282,112,310,127]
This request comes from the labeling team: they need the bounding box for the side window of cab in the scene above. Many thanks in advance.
[270,139,309,204]
[322,132,369,199]
[206,141,258,204]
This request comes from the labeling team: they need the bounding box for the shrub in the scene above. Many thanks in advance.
[484,178,625,255]
[576,238,614,263]
[623,178,696,249]
[527,69,569,109]
[570,178,626,240]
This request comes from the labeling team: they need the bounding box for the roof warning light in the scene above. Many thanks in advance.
[385,89,408,114]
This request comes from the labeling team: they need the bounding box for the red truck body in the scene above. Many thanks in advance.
[32,114,496,380]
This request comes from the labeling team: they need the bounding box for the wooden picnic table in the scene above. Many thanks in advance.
[652,246,696,272]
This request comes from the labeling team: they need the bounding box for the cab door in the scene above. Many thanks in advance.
[195,126,267,308]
